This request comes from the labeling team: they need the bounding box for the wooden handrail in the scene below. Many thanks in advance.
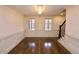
[59,20,66,38]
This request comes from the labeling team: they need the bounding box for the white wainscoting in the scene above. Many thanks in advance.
[25,30,59,37]
[0,31,24,54]
[58,34,79,54]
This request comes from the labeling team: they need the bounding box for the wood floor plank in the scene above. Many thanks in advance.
[8,37,70,54]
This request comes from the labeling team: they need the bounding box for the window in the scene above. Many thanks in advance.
[29,19,35,31]
[45,19,52,31]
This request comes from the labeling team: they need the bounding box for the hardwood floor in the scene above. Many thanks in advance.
[8,37,70,54]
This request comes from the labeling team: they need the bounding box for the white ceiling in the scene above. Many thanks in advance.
[9,5,66,16]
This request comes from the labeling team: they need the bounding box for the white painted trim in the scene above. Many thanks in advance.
[0,31,24,54]
[58,34,79,54]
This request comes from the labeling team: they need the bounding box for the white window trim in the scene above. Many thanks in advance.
[29,19,35,31]
[45,19,52,31]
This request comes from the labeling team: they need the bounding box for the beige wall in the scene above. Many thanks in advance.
[24,16,65,37]
[53,16,66,30]
[0,6,25,53]
[0,6,25,38]
[58,6,79,53]
[66,6,79,39]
